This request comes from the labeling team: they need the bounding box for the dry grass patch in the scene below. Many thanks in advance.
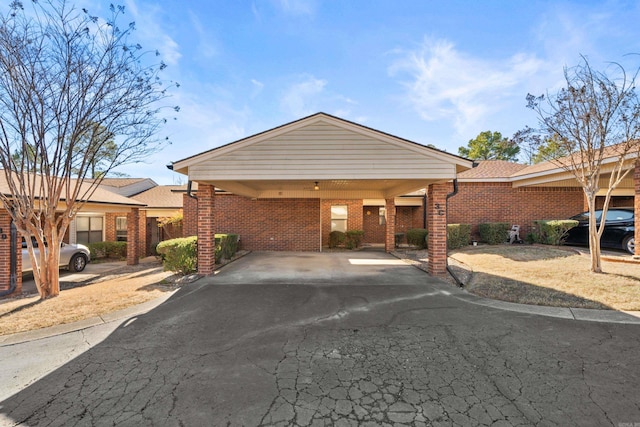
[451,246,640,311]
[0,265,176,336]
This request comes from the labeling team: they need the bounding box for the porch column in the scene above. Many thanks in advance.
[428,183,448,276]
[126,208,140,266]
[0,212,21,297]
[198,184,216,274]
[635,160,640,257]
[183,194,198,237]
[384,198,396,252]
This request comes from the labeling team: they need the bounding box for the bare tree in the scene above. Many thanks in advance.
[522,56,640,273]
[0,1,178,298]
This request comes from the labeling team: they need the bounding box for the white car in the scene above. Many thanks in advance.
[22,238,91,273]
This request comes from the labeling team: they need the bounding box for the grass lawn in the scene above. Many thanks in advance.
[0,263,176,336]
[449,245,640,311]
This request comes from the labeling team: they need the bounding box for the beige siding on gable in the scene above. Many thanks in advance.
[188,123,457,181]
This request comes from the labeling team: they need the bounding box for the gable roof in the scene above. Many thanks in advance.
[458,160,528,181]
[131,185,187,209]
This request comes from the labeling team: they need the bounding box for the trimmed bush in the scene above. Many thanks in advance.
[88,241,127,260]
[215,234,239,262]
[478,223,510,245]
[447,224,471,250]
[156,236,198,275]
[345,230,365,249]
[533,220,579,245]
[394,233,405,248]
[329,231,346,248]
[406,228,428,249]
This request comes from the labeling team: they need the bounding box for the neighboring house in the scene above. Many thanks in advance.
[0,175,147,296]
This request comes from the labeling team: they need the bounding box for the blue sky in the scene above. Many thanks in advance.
[55,1,640,182]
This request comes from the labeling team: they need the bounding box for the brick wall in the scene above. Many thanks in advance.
[427,183,448,276]
[363,206,385,243]
[448,182,584,238]
[320,199,363,247]
[183,194,198,237]
[0,211,21,296]
[217,195,321,251]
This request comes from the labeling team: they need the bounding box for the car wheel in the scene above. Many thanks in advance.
[623,235,635,255]
[69,254,87,272]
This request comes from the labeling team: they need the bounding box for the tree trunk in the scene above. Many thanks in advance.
[587,196,603,273]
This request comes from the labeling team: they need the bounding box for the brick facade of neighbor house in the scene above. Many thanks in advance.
[0,211,22,296]
[126,208,140,265]
[320,199,363,247]
[217,195,321,251]
[447,182,584,239]
[427,183,448,276]
[183,194,198,238]
[105,211,147,257]
[635,160,640,256]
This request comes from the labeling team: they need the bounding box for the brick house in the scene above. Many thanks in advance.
[171,112,474,276]
[0,176,147,296]
[173,113,640,275]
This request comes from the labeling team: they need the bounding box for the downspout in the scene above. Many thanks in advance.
[422,192,427,229]
[446,179,464,287]
[187,180,197,200]
[0,220,18,297]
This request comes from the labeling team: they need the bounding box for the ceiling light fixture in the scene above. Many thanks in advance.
[314,181,319,191]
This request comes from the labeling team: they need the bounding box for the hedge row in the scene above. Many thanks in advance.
[447,224,471,250]
[328,230,365,249]
[156,234,240,275]
[532,220,578,245]
[478,223,510,245]
[87,241,127,260]
[406,228,428,249]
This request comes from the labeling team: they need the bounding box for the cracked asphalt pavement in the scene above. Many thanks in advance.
[0,251,639,426]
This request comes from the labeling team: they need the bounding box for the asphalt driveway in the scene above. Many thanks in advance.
[1,251,639,426]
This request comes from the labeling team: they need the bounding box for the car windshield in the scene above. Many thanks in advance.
[604,210,634,221]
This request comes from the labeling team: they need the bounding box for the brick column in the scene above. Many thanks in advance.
[384,198,396,252]
[197,184,216,274]
[0,212,21,297]
[138,209,147,257]
[635,160,640,257]
[126,208,140,265]
[183,194,198,237]
[428,183,448,276]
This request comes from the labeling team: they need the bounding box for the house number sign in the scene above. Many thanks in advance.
[434,204,445,216]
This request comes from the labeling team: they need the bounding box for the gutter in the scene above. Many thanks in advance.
[186,180,197,200]
[446,179,464,287]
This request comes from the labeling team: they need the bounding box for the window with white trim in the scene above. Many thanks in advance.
[76,216,103,245]
[331,205,348,232]
[116,217,128,242]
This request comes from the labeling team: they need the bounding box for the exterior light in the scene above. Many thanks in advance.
[314,181,319,191]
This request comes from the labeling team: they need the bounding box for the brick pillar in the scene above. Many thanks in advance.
[384,198,396,252]
[126,208,140,265]
[635,160,640,257]
[197,184,216,274]
[138,209,147,257]
[428,183,448,276]
[183,194,198,237]
[0,212,22,297]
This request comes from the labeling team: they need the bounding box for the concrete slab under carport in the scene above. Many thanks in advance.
[209,250,439,286]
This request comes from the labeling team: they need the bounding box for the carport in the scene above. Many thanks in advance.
[170,113,472,276]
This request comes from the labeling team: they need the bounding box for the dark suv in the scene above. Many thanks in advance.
[564,208,635,254]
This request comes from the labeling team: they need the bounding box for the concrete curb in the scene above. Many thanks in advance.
[0,290,178,346]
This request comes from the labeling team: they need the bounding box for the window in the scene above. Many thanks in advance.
[379,207,386,225]
[76,216,103,245]
[116,217,128,242]
[331,205,348,232]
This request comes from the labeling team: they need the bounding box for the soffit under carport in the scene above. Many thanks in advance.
[171,113,472,199]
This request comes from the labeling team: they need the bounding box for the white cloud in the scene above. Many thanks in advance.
[272,0,317,16]
[389,38,547,135]
[280,75,327,117]
[251,79,265,98]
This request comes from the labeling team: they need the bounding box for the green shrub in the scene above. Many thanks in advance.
[447,224,471,250]
[156,236,198,275]
[329,231,346,248]
[394,233,405,248]
[345,230,365,249]
[406,228,428,249]
[478,223,510,245]
[215,234,239,262]
[87,241,127,259]
[533,220,579,245]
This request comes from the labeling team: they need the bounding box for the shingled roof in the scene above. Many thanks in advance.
[458,160,528,180]
[131,185,188,209]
